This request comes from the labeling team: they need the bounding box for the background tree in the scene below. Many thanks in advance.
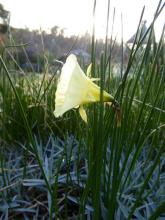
[0,3,9,26]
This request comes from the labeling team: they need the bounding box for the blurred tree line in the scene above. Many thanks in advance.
[10,27,123,61]
[0,26,125,73]
[0,3,126,73]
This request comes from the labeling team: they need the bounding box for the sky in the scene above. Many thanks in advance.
[0,0,164,42]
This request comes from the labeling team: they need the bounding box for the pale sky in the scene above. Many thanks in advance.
[0,0,164,42]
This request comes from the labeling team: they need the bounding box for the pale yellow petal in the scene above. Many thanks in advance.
[79,105,87,123]
[86,63,92,77]
[91,78,100,82]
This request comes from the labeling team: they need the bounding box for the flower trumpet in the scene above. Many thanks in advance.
[54,54,118,123]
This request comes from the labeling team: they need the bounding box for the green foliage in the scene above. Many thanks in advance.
[0,72,57,143]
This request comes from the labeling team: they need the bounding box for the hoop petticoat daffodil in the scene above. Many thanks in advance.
[54,54,119,124]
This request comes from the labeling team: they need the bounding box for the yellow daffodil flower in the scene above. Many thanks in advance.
[54,54,116,123]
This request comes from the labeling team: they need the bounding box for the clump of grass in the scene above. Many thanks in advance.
[0,0,165,219]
